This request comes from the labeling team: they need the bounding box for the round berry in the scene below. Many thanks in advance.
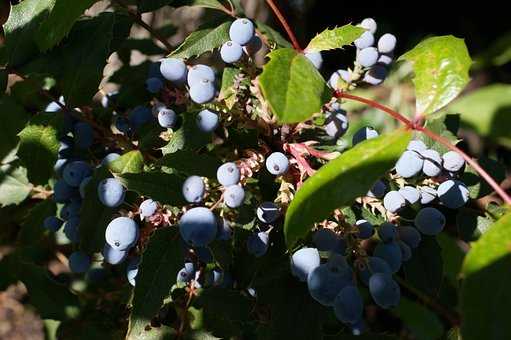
[139,199,158,219]
[419,186,437,204]
[360,18,377,34]
[160,58,187,82]
[369,273,400,309]
[383,191,406,213]
[187,64,215,88]
[378,33,397,54]
[224,185,245,208]
[363,65,387,85]
[356,219,373,239]
[442,151,465,172]
[398,226,422,249]
[102,243,127,265]
[63,161,92,187]
[415,207,446,235]
[74,122,94,149]
[182,176,205,203]
[307,255,353,306]
[395,150,424,178]
[196,109,219,132]
[44,216,63,232]
[265,152,289,176]
[333,285,364,325]
[305,51,323,69]
[290,247,320,282]
[97,178,126,208]
[189,79,215,104]
[325,111,349,139]
[378,223,397,243]
[145,77,163,93]
[157,108,177,128]
[256,201,280,224]
[105,217,139,251]
[357,47,379,67]
[220,41,243,63]
[437,180,469,209]
[229,18,255,46]
[374,242,402,273]
[352,127,379,145]
[68,251,91,273]
[354,31,375,49]
[421,149,442,177]
[216,162,240,186]
[398,186,421,205]
[247,231,269,257]
[179,207,217,247]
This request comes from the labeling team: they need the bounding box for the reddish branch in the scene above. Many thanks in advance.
[264,0,302,51]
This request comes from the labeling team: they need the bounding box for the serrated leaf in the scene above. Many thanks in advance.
[219,67,241,109]
[17,114,60,185]
[403,236,443,296]
[399,35,472,116]
[394,297,444,340]
[259,48,332,124]
[0,0,55,67]
[36,0,97,51]
[108,150,144,174]
[461,212,511,340]
[161,113,212,154]
[0,95,30,161]
[0,164,32,207]
[159,150,221,178]
[449,84,511,148]
[456,208,493,242]
[170,21,230,59]
[256,21,292,48]
[118,172,186,206]
[79,167,115,253]
[306,24,364,53]
[127,228,183,339]
[17,199,56,245]
[284,129,411,248]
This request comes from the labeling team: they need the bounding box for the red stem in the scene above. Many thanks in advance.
[335,92,511,206]
[265,0,302,51]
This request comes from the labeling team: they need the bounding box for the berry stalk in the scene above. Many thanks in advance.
[335,91,511,206]
[264,0,303,51]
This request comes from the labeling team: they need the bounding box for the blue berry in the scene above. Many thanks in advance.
[196,109,219,132]
[290,247,320,282]
[44,216,63,232]
[359,256,391,286]
[189,79,215,104]
[367,180,387,198]
[398,186,421,205]
[73,122,94,149]
[129,106,153,129]
[64,217,80,243]
[305,51,323,69]
[360,18,377,34]
[442,151,465,172]
[247,231,269,257]
[102,243,127,265]
[313,229,346,254]
[216,162,240,186]
[377,53,394,65]
[139,199,158,219]
[363,65,387,85]
[177,264,195,283]
[145,77,163,93]
[160,58,187,82]
[105,217,139,250]
[100,153,121,167]
[420,149,442,177]
[256,202,279,224]
[101,91,118,108]
[398,241,412,261]
[395,150,424,178]
[157,108,177,128]
[229,18,255,46]
[60,200,81,220]
[126,257,140,287]
[378,33,397,54]
[54,158,68,177]
[397,226,422,248]
[68,251,91,273]
[355,219,373,239]
[414,207,445,235]
[54,179,78,202]
[378,223,397,243]
[357,47,379,67]
[265,152,289,176]
[328,69,351,88]
[63,161,92,187]
[419,186,437,204]
[224,185,245,208]
[182,176,205,203]
[187,64,215,87]
[354,31,375,49]
[179,207,217,247]
[307,255,353,306]
[217,218,232,241]
[383,190,406,213]
[407,140,427,153]
[79,176,92,198]
[58,137,74,158]
[437,179,469,209]
[97,178,126,208]
[352,126,379,145]
[333,285,364,324]
[374,242,402,273]
[368,273,400,309]
[220,41,243,63]
[325,111,349,139]
[115,116,130,134]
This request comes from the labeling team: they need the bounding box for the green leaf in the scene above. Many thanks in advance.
[0,0,54,67]
[170,21,231,59]
[17,114,60,185]
[461,157,506,199]
[461,212,511,340]
[118,172,186,206]
[449,84,511,147]
[127,228,183,339]
[0,96,30,161]
[36,0,97,51]
[108,150,144,174]
[17,199,56,245]
[474,32,511,68]
[403,236,443,296]
[159,150,221,178]
[399,35,472,116]
[305,24,364,53]
[394,297,444,340]
[160,113,212,154]
[17,262,81,320]
[259,48,332,124]
[0,165,32,207]
[219,66,242,109]
[178,0,227,10]
[256,21,292,48]
[456,208,493,242]
[79,167,115,253]
[284,129,411,248]
[418,113,459,153]
[437,233,465,287]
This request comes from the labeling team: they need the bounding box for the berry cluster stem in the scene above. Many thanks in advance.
[264,0,303,51]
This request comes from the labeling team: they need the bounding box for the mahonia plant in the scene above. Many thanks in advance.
[0,0,510,339]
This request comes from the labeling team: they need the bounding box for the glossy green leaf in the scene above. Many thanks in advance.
[418,113,459,153]
[305,24,364,53]
[284,129,411,247]
[449,84,511,147]
[0,164,32,207]
[159,150,221,178]
[461,212,511,340]
[437,233,465,287]
[0,96,30,161]
[0,0,54,67]
[461,157,506,199]
[259,48,332,124]
[17,199,56,245]
[403,236,443,296]
[256,21,292,48]
[170,21,231,59]
[399,35,472,116]
[36,0,97,51]
[127,228,183,339]
[79,167,115,253]
[118,172,186,206]
[108,150,144,174]
[395,297,444,340]
[160,113,212,154]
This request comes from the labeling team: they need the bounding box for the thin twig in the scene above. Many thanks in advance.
[264,0,302,51]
